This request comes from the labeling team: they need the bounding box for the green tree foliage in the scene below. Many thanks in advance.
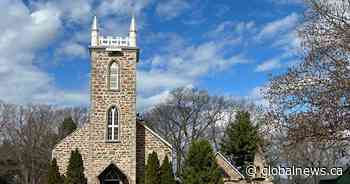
[145,151,160,184]
[160,156,176,184]
[48,158,63,184]
[59,117,77,139]
[182,139,223,184]
[220,111,260,174]
[64,149,87,184]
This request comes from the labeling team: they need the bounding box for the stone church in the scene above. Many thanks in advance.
[52,16,273,184]
[52,16,172,184]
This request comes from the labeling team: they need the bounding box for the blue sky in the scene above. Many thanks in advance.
[0,0,305,111]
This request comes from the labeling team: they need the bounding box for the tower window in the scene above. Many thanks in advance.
[109,62,119,90]
[107,106,119,141]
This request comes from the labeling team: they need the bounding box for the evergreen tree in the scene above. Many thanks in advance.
[182,139,223,184]
[59,117,77,139]
[145,151,160,184]
[220,111,260,174]
[160,156,176,184]
[48,158,63,184]
[64,149,87,184]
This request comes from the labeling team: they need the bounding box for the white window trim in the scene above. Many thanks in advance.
[107,106,119,142]
[108,61,120,91]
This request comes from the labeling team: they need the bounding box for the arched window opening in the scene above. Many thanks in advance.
[98,164,129,184]
[109,62,119,90]
[107,106,118,141]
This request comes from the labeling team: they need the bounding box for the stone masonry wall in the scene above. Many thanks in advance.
[52,124,91,176]
[53,46,174,184]
[87,48,138,184]
[136,122,172,183]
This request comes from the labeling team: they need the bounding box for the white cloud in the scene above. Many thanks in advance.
[137,33,249,109]
[0,0,88,106]
[97,0,153,17]
[205,20,257,48]
[247,86,269,107]
[256,13,299,41]
[234,21,256,34]
[0,0,155,107]
[143,32,188,54]
[151,41,247,78]
[57,41,87,58]
[252,13,302,70]
[273,30,301,53]
[135,20,253,110]
[182,17,206,25]
[156,0,190,20]
[0,0,292,110]
[44,0,93,24]
[33,90,89,106]
[213,21,236,34]
[0,6,61,52]
[137,90,171,111]
[256,59,282,72]
[102,18,131,36]
[137,70,191,95]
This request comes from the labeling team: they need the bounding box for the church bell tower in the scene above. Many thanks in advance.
[88,15,139,184]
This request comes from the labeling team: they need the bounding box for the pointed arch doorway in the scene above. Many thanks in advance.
[98,164,129,184]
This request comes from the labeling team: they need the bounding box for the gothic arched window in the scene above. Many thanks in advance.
[109,62,119,90]
[107,106,118,141]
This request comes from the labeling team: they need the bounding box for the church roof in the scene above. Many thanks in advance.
[216,152,245,179]
[136,120,173,149]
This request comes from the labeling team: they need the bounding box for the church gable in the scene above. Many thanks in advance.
[52,124,91,175]
[137,121,172,149]
[136,121,172,182]
[215,152,245,183]
[215,150,275,184]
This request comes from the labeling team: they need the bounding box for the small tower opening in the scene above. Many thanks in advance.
[108,51,123,57]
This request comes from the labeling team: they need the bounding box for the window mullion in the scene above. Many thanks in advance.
[112,108,115,140]
[107,106,118,141]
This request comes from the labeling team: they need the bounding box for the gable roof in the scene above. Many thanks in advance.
[216,152,245,179]
[137,121,173,149]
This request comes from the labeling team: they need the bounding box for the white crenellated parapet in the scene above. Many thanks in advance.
[91,16,137,49]
[99,36,130,48]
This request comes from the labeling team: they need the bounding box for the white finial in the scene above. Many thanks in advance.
[129,15,137,47]
[130,15,136,32]
[92,15,98,30]
[91,15,99,47]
